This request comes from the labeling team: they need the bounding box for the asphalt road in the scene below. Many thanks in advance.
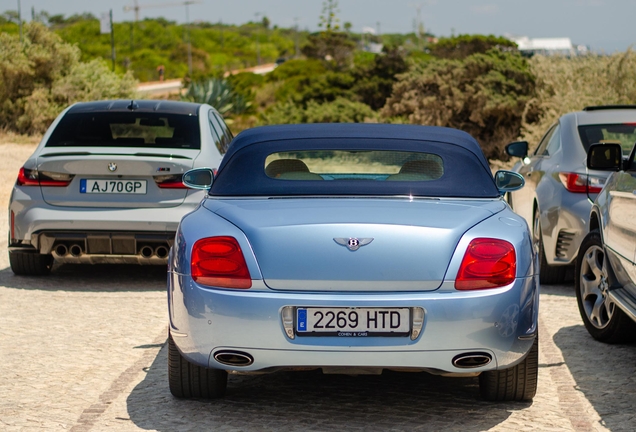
[1,143,635,431]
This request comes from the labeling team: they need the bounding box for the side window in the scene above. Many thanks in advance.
[533,124,557,156]
[208,111,224,155]
[545,125,561,156]
[209,112,230,153]
[215,113,233,140]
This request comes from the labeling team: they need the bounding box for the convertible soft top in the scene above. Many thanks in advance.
[211,124,499,198]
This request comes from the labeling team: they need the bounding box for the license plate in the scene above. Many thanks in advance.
[296,307,410,337]
[80,179,147,194]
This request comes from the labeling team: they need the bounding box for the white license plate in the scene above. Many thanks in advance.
[80,179,147,194]
[296,307,410,337]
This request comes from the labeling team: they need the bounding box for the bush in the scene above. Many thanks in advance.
[382,48,535,159]
[0,22,137,134]
[182,78,250,115]
[260,97,377,125]
[430,34,518,60]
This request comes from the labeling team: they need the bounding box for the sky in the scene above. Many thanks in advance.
[2,0,634,52]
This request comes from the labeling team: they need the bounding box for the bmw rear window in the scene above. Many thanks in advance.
[578,124,636,155]
[46,112,201,149]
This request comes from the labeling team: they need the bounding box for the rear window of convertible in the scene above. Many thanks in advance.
[46,112,201,149]
[265,151,444,181]
[210,138,499,198]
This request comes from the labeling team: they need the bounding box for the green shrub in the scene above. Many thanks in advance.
[430,34,518,60]
[182,78,250,115]
[260,97,377,125]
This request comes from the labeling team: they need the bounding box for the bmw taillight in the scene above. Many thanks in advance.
[558,172,604,194]
[191,236,252,289]
[155,174,187,189]
[455,238,516,290]
[17,167,73,187]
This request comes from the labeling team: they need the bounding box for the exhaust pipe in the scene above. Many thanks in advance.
[54,244,68,257]
[69,244,83,257]
[154,245,169,259]
[214,350,254,367]
[139,245,154,258]
[452,352,492,369]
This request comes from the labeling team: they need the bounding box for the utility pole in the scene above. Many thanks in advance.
[254,12,261,65]
[185,1,193,76]
[110,10,116,71]
[17,0,22,42]
[294,17,300,58]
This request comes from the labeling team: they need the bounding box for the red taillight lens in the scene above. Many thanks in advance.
[455,238,516,290]
[191,236,252,289]
[17,167,72,187]
[558,172,603,194]
[155,174,187,189]
[17,167,39,186]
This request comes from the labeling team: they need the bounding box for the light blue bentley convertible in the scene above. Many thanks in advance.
[167,124,538,401]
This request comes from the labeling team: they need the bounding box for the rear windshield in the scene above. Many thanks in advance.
[211,138,499,198]
[264,151,444,181]
[578,124,636,155]
[46,112,201,149]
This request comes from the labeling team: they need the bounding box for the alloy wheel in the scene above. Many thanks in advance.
[579,244,615,329]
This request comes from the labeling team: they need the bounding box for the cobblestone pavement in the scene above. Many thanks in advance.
[1,144,635,431]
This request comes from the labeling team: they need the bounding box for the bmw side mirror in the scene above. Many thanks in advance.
[183,168,214,189]
[505,141,528,158]
[495,170,525,194]
[587,143,622,171]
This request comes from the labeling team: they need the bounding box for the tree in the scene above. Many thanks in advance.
[318,0,340,32]
[301,32,355,69]
[430,34,518,60]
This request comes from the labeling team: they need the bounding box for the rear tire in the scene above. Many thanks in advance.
[479,336,538,402]
[168,333,227,399]
[575,231,636,343]
[9,251,53,276]
[533,207,566,285]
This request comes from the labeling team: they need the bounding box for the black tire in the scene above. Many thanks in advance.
[9,251,53,276]
[575,231,636,343]
[168,332,227,399]
[533,207,566,285]
[479,336,538,402]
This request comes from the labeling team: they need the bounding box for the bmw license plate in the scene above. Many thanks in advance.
[296,307,410,337]
[80,179,147,194]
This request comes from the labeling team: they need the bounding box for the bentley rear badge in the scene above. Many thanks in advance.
[334,237,374,251]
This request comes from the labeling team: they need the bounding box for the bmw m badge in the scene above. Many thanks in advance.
[334,237,374,251]
[108,163,117,172]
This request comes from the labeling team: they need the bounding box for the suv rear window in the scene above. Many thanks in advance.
[578,124,636,155]
[46,112,201,149]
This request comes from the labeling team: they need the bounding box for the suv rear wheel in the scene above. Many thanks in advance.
[9,251,53,276]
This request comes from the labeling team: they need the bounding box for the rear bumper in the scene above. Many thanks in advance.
[168,274,539,375]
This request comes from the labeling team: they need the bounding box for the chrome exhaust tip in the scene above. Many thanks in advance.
[139,245,154,258]
[154,245,169,259]
[452,352,492,369]
[54,244,68,257]
[214,350,254,367]
[69,244,83,257]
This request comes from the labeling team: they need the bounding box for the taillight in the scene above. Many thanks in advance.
[17,167,72,187]
[455,238,516,290]
[558,172,603,194]
[155,174,187,189]
[191,236,251,289]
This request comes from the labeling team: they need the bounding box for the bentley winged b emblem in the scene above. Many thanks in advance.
[334,237,374,251]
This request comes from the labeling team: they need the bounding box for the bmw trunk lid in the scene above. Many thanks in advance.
[204,198,505,291]
[36,148,199,208]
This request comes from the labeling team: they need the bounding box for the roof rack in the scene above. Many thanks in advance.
[583,105,636,111]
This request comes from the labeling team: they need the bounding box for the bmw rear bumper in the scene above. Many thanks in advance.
[168,274,539,374]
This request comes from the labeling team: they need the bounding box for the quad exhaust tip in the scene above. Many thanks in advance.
[69,244,83,257]
[214,350,254,367]
[54,244,68,257]
[139,245,154,258]
[154,245,169,259]
[452,352,492,368]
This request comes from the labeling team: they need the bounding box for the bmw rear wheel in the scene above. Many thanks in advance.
[533,207,566,285]
[9,251,53,276]
[168,332,228,399]
[479,335,538,402]
[575,231,636,343]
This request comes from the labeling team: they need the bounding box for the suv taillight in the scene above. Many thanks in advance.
[191,236,251,289]
[558,172,604,194]
[17,167,73,187]
[155,174,187,189]
[455,238,516,290]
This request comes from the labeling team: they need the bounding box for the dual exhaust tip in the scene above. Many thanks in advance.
[55,244,82,257]
[214,350,254,367]
[140,245,169,259]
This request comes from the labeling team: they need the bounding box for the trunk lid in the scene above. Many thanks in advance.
[204,198,505,291]
[37,148,199,208]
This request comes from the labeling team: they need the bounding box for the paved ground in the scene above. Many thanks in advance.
[1,143,635,431]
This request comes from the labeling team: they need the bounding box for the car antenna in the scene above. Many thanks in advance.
[127,100,138,111]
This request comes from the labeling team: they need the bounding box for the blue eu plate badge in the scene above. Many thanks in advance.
[297,309,307,332]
